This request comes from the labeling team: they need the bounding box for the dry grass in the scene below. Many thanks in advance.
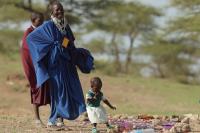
[0,54,200,132]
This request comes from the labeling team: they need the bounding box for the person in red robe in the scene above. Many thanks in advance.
[20,12,50,127]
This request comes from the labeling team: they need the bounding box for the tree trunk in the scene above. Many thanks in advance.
[157,63,165,78]
[15,0,37,13]
[28,0,32,9]
[125,32,137,73]
[111,33,121,72]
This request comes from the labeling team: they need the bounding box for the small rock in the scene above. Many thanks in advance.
[128,115,137,119]
[171,118,179,122]
[162,116,170,121]
[169,126,177,133]
[113,114,122,119]
[121,115,128,119]
[182,124,191,132]
[138,114,154,120]
[184,114,199,120]
[152,119,162,126]
[181,117,189,124]
[154,125,163,130]
[153,115,161,119]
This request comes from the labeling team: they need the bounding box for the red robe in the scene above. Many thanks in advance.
[21,26,50,106]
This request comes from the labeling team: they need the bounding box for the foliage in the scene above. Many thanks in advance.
[0,4,29,21]
[169,0,200,52]
[94,60,118,76]
[1,0,200,84]
[139,0,200,84]
[84,38,107,54]
[86,1,161,73]
[142,41,192,78]
[0,29,23,56]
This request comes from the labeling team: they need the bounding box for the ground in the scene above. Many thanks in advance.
[0,54,200,132]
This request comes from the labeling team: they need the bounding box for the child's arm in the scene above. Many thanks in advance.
[87,97,96,103]
[103,99,116,110]
[86,93,96,103]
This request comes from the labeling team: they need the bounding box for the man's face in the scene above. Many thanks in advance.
[52,4,64,20]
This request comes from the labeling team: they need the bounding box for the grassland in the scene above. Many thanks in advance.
[0,53,200,132]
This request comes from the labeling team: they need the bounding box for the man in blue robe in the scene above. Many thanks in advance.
[26,1,93,130]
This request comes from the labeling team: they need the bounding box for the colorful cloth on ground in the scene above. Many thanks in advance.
[26,20,94,123]
[21,26,50,106]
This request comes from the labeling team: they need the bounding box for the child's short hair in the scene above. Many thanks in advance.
[90,77,102,89]
[30,12,43,23]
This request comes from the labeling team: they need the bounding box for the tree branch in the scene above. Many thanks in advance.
[15,3,41,14]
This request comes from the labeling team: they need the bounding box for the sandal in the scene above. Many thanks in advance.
[56,121,72,131]
[92,127,98,133]
[56,121,65,127]
[47,121,64,131]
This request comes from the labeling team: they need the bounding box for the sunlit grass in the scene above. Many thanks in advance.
[1,53,200,115]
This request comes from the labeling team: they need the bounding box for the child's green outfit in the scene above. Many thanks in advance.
[86,90,108,123]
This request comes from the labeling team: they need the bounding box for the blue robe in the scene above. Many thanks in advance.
[27,20,94,123]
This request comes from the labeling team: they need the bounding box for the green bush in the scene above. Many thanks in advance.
[94,60,118,76]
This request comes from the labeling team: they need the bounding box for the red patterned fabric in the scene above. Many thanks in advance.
[21,26,50,106]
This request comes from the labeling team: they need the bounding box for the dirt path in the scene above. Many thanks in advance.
[1,74,200,133]
[0,75,111,133]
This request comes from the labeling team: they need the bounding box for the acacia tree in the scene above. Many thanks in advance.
[121,3,160,73]
[86,1,161,73]
[141,35,191,79]
[141,0,200,83]
[169,0,200,83]
[9,0,113,23]
[1,0,161,74]
[169,0,200,48]
[0,0,113,53]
